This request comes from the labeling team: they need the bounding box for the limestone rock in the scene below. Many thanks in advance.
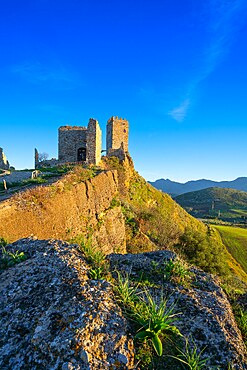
[109,251,247,369]
[1,239,246,369]
[0,238,134,370]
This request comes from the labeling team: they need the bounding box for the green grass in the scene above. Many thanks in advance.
[232,304,247,346]
[69,234,109,280]
[214,225,247,274]
[114,273,182,357]
[170,338,209,369]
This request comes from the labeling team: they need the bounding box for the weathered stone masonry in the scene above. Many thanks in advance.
[86,118,102,165]
[106,116,129,154]
[0,148,10,170]
[35,116,129,168]
[58,126,88,163]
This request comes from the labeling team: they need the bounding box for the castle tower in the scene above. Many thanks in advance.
[0,147,10,170]
[58,126,87,163]
[86,118,102,165]
[34,148,39,169]
[106,116,129,154]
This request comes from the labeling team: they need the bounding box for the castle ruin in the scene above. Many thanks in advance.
[0,148,10,170]
[35,116,129,168]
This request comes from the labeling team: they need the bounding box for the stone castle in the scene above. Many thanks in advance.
[35,116,129,168]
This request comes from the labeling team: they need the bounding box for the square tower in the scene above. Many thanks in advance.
[58,126,87,162]
[106,116,129,154]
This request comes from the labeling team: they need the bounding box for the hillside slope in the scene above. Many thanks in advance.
[150,177,247,196]
[214,225,247,274]
[0,158,205,253]
[0,156,246,286]
[175,187,247,222]
[103,157,247,286]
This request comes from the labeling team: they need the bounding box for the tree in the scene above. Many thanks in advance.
[38,152,49,162]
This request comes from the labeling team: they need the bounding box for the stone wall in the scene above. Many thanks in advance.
[38,116,129,167]
[58,126,87,162]
[106,116,129,154]
[0,148,10,170]
[86,118,102,165]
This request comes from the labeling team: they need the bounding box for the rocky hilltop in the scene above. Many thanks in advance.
[0,155,204,255]
[0,155,246,369]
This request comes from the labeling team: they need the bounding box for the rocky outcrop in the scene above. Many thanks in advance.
[109,251,247,369]
[0,239,246,369]
[0,238,134,370]
[0,170,126,254]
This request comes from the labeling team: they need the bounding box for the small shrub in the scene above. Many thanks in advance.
[70,235,109,280]
[176,227,229,276]
[134,290,182,356]
[232,304,247,345]
[1,247,27,270]
[65,166,96,184]
[164,259,191,284]
[0,237,8,247]
[114,272,140,306]
[110,197,121,209]
[114,273,182,357]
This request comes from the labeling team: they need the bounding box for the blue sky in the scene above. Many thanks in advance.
[0,0,247,182]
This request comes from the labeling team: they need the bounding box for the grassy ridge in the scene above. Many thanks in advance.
[175,187,247,222]
[214,225,247,274]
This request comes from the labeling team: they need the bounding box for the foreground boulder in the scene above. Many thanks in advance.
[109,251,247,369]
[0,238,134,370]
[0,238,246,369]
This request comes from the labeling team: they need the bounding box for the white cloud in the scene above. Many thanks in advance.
[168,99,190,122]
[169,0,247,122]
[12,61,82,89]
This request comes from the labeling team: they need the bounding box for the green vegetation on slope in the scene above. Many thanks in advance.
[101,156,247,288]
[174,226,230,276]
[214,225,247,274]
[175,187,247,223]
[127,170,206,247]
[104,160,234,282]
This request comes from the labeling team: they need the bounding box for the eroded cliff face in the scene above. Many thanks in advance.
[0,170,126,254]
[0,154,208,257]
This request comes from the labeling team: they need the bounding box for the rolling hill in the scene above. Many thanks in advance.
[175,187,247,222]
[214,225,247,274]
[149,177,247,196]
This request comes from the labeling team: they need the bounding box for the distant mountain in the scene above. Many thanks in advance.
[149,177,247,196]
[175,187,247,222]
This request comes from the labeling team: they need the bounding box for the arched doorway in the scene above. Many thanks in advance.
[77,147,86,161]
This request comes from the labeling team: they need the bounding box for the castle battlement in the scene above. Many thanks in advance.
[107,116,128,124]
[59,126,87,131]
